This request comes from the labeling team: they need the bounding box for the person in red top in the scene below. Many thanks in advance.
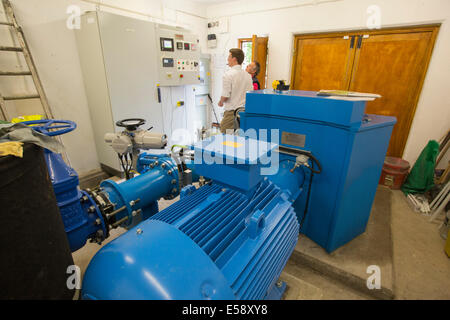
[246,61,261,90]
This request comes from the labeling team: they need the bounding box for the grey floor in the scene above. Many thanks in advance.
[390,189,450,299]
[72,187,450,300]
[280,187,450,300]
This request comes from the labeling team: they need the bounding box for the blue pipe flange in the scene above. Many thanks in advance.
[79,190,108,244]
[98,158,179,229]
[136,153,180,200]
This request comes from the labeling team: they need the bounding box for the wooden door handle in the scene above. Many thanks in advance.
[350,36,355,49]
[356,35,363,49]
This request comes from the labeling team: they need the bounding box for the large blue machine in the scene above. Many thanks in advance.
[26,119,303,300]
[240,90,396,252]
[82,135,300,300]
[24,89,395,300]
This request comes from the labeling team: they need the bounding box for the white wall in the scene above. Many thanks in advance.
[205,0,450,166]
[3,0,448,172]
[3,0,208,175]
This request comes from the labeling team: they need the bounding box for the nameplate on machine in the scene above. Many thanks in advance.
[281,132,306,148]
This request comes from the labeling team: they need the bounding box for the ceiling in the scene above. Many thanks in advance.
[190,0,237,4]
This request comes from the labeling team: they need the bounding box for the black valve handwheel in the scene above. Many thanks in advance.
[115,118,146,131]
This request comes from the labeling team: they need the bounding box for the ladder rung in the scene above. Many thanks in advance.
[0,71,32,76]
[0,21,13,26]
[3,94,40,101]
[0,46,23,52]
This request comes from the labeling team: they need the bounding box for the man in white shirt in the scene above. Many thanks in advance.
[218,48,253,134]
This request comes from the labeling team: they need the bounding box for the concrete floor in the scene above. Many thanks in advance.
[283,186,394,300]
[72,186,450,300]
[281,187,450,300]
[391,189,450,299]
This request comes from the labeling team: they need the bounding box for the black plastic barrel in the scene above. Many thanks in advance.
[0,143,74,299]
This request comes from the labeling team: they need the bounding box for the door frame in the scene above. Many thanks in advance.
[239,36,269,89]
[290,24,440,156]
[238,38,253,47]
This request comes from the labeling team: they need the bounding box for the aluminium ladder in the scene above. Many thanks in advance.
[0,0,53,121]
[0,0,72,165]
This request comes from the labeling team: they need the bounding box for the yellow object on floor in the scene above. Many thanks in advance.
[0,141,24,158]
[446,229,450,258]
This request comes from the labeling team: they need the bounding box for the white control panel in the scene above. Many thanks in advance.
[156,25,201,86]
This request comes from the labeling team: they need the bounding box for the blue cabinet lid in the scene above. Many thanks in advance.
[191,134,278,165]
[245,90,368,127]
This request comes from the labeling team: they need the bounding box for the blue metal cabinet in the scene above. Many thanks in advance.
[240,90,396,252]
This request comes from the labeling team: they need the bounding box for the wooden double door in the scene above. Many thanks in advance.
[291,25,439,157]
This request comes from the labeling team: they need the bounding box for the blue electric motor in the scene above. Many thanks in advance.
[82,134,301,300]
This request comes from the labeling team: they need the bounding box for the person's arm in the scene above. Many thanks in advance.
[219,72,232,107]
[218,96,228,107]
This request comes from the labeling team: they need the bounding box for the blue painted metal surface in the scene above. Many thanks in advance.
[43,149,106,252]
[244,89,367,128]
[82,178,299,300]
[22,119,77,136]
[191,134,278,193]
[101,154,178,229]
[180,184,197,199]
[82,137,299,300]
[264,281,286,300]
[267,153,305,203]
[82,220,236,300]
[240,90,396,252]
[22,119,178,251]
[21,119,107,251]
[46,151,178,250]
[151,179,299,300]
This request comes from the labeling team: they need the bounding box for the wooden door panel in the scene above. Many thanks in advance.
[349,32,433,156]
[292,36,356,91]
[252,35,269,89]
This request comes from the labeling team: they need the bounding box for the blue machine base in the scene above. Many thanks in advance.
[264,281,286,300]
